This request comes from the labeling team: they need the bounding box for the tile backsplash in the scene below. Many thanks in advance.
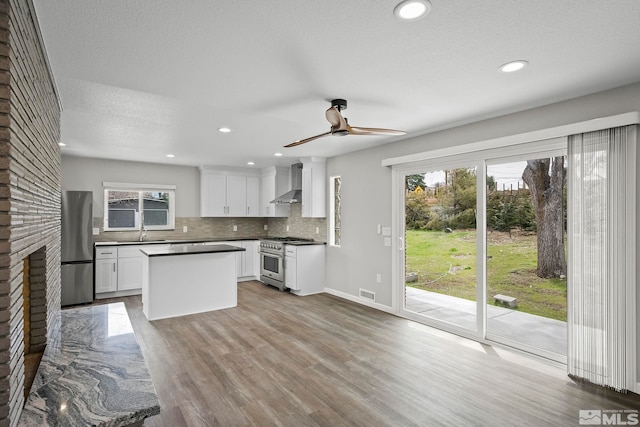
[93,204,326,242]
[267,204,326,241]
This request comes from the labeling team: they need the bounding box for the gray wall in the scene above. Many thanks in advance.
[62,156,200,217]
[325,82,640,308]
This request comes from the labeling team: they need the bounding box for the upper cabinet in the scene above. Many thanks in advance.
[260,166,290,217]
[246,176,260,217]
[199,166,260,217]
[300,157,326,218]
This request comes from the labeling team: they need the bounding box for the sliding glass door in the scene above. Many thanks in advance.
[398,143,567,361]
[485,157,567,358]
[403,166,480,333]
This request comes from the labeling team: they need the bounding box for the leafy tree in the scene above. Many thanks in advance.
[405,191,431,229]
[405,174,426,192]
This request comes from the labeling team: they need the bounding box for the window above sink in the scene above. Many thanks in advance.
[103,182,176,232]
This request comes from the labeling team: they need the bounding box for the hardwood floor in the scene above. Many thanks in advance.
[107,281,640,426]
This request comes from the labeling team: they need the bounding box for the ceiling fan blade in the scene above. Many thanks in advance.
[325,106,347,130]
[284,131,332,148]
[348,125,407,136]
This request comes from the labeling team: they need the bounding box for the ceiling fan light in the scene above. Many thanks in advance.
[394,0,431,21]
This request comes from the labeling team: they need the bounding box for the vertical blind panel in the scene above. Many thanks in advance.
[567,125,636,392]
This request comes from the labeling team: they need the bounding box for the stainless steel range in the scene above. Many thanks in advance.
[259,237,313,291]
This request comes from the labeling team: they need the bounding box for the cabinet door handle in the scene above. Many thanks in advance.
[247,206,250,215]
[113,263,116,272]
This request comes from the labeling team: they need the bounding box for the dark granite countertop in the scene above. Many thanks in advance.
[284,241,327,246]
[20,302,160,426]
[140,243,246,257]
[95,237,262,246]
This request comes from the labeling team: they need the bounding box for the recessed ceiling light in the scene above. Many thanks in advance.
[394,0,431,21]
[274,153,283,157]
[218,127,231,133]
[58,142,66,147]
[499,60,529,73]
[247,161,255,166]
[166,154,175,158]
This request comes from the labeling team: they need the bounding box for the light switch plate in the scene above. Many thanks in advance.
[233,225,237,231]
[382,227,391,236]
[384,237,391,246]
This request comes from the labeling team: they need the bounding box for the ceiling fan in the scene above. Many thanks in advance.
[285,99,406,148]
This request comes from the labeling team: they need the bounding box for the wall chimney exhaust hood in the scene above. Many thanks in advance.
[271,163,302,204]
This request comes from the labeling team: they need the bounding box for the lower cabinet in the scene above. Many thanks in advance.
[95,258,118,293]
[207,240,259,281]
[95,244,168,299]
[284,244,325,296]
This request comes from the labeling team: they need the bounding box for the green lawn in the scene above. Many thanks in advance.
[405,229,567,321]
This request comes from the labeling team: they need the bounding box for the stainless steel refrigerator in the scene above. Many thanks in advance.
[61,191,94,306]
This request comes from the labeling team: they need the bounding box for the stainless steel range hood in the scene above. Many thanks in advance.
[271,163,302,204]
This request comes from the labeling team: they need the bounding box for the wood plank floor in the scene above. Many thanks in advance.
[104,281,640,426]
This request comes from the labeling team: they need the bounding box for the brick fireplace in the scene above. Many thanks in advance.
[0,1,62,425]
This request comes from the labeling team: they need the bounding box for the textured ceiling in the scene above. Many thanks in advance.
[32,0,640,168]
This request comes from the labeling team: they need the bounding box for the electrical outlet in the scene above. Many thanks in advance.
[286,225,290,232]
[92,227,100,236]
[233,225,237,231]
[315,227,319,234]
[183,226,188,233]
[264,224,268,230]
[376,274,382,283]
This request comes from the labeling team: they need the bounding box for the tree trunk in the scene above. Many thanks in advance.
[522,157,566,278]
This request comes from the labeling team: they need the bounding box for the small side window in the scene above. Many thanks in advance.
[330,176,341,246]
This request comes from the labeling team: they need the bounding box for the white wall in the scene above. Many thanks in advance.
[62,156,200,217]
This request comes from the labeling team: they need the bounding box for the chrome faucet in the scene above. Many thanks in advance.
[138,212,147,242]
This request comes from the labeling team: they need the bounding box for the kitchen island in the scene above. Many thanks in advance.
[140,244,245,321]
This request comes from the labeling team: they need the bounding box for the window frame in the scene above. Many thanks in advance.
[103,182,176,232]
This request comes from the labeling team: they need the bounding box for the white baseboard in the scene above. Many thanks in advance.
[324,287,395,314]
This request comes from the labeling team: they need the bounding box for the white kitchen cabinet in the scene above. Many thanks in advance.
[300,157,326,218]
[211,240,259,280]
[200,167,261,217]
[240,241,259,278]
[246,176,260,217]
[260,166,290,217]
[226,175,248,216]
[201,174,227,216]
[284,254,298,291]
[117,245,145,291]
[284,244,325,295]
[95,246,117,294]
[96,243,169,299]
